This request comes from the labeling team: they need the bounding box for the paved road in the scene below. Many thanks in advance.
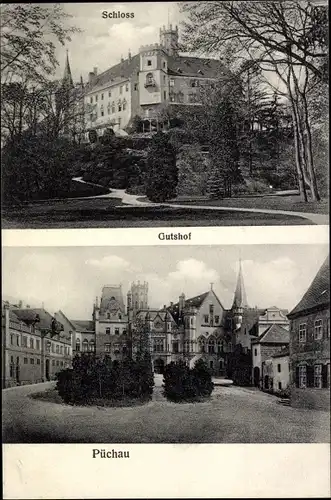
[3,380,329,444]
[72,178,328,225]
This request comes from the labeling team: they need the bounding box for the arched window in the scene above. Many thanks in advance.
[217,339,224,353]
[198,337,205,353]
[89,340,95,352]
[82,339,89,352]
[208,338,215,354]
[107,313,110,319]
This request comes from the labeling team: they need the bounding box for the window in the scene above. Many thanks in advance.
[188,93,198,103]
[191,79,199,87]
[299,323,306,342]
[52,360,55,366]
[123,100,127,111]
[122,329,127,335]
[82,340,88,352]
[111,102,115,114]
[278,382,282,390]
[209,361,214,369]
[169,78,174,87]
[199,338,205,353]
[173,341,179,353]
[22,336,27,347]
[299,365,306,388]
[208,338,215,354]
[105,328,110,335]
[10,358,14,377]
[56,345,59,354]
[114,343,121,354]
[101,109,104,117]
[10,334,14,345]
[163,61,166,69]
[134,83,138,91]
[105,343,111,353]
[107,105,111,115]
[89,341,95,352]
[119,313,122,320]
[314,364,322,388]
[178,91,184,103]
[60,346,63,355]
[215,315,220,324]
[327,318,330,337]
[95,95,98,102]
[217,340,224,353]
[52,343,55,353]
[101,93,104,100]
[153,339,164,353]
[164,91,166,100]
[107,312,110,319]
[36,340,40,350]
[163,75,166,83]
[209,304,214,314]
[56,360,59,366]
[76,339,80,352]
[115,328,120,335]
[60,361,63,367]
[90,97,93,103]
[169,92,176,103]
[90,113,93,121]
[30,358,34,365]
[24,358,28,364]
[118,101,122,112]
[125,83,129,91]
[203,315,209,324]
[37,359,40,365]
[120,86,123,94]
[108,90,111,97]
[254,348,257,356]
[147,59,152,66]
[16,336,20,346]
[314,319,323,340]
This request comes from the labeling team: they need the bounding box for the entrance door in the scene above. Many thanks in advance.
[253,366,260,387]
[154,358,165,374]
[45,359,50,381]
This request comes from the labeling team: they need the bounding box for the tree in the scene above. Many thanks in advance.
[146,132,178,202]
[181,1,328,201]
[1,4,79,82]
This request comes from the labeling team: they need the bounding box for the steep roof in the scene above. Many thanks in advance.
[63,51,74,88]
[232,260,249,309]
[99,285,125,313]
[167,291,210,324]
[288,257,329,318]
[13,308,63,332]
[70,320,95,332]
[85,55,140,93]
[167,55,225,78]
[252,323,289,344]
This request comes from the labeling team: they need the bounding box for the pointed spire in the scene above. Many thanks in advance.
[232,259,249,309]
[63,49,74,88]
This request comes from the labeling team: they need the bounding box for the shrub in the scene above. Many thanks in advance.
[55,353,154,405]
[163,359,214,402]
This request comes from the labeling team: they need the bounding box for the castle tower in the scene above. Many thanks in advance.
[130,281,148,315]
[232,260,249,329]
[159,24,179,56]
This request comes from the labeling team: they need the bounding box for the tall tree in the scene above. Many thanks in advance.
[181,1,328,201]
[146,132,178,202]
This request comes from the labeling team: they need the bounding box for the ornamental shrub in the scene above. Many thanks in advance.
[163,359,214,402]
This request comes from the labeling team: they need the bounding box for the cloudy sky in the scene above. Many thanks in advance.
[55,2,183,82]
[2,245,328,320]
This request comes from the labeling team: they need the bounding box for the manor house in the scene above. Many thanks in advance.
[75,23,224,134]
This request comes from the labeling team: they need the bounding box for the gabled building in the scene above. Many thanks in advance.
[288,257,330,410]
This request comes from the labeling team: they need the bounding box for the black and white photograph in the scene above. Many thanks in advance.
[2,244,329,444]
[1,1,328,228]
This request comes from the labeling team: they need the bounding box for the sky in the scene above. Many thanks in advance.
[2,244,328,320]
[56,2,183,82]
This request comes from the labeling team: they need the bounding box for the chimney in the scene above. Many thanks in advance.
[163,305,166,310]
[120,55,124,63]
[26,305,30,309]
[170,302,173,306]
[18,300,23,308]
[93,67,98,76]
[88,71,95,83]
[128,49,132,62]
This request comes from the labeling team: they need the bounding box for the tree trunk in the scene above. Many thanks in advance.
[301,94,321,201]
[290,106,308,202]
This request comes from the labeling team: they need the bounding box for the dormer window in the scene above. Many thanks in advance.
[197,69,204,75]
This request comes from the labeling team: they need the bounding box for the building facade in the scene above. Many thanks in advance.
[2,303,72,388]
[82,24,223,135]
[288,257,330,410]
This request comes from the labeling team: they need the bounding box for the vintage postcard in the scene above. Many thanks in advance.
[1,1,330,499]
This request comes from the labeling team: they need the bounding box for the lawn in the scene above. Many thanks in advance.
[3,383,329,443]
[2,197,312,228]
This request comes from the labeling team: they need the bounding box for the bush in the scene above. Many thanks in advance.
[163,359,214,402]
[146,131,178,202]
[55,353,154,405]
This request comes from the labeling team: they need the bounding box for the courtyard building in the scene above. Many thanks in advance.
[288,257,330,410]
[2,302,72,388]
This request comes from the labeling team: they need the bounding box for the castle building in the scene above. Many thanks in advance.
[2,302,72,388]
[82,24,224,135]
[287,257,330,410]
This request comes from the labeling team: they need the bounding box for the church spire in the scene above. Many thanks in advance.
[232,259,249,309]
[63,49,74,88]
